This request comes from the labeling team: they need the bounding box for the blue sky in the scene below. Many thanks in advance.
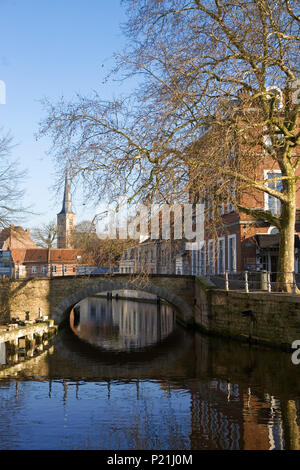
[0,0,128,229]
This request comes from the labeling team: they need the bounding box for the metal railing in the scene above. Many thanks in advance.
[209,271,299,294]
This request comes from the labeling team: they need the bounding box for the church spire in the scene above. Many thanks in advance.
[57,170,76,249]
[58,173,74,215]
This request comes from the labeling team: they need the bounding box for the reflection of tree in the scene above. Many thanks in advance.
[281,399,300,450]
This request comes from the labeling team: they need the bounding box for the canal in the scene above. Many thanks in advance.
[0,294,299,450]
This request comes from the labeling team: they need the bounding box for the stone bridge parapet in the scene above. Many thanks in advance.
[0,274,196,326]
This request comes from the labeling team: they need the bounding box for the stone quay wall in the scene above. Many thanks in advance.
[195,277,300,349]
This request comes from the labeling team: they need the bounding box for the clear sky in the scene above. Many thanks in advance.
[0,0,128,229]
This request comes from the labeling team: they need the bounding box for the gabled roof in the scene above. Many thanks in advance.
[10,249,27,265]
[0,225,36,250]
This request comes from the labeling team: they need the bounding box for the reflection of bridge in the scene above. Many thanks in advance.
[0,274,196,325]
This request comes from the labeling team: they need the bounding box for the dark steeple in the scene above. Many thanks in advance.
[58,173,74,215]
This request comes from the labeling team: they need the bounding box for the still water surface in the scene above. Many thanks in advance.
[0,295,299,450]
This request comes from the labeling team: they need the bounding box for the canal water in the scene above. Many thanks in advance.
[0,295,299,450]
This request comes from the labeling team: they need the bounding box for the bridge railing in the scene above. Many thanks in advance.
[209,271,299,294]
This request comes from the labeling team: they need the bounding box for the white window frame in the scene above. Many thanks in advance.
[267,225,279,235]
[199,242,206,276]
[217,237,226,274]
[190,241,199,275]
[208,239,215,275]
[228,234,237,273]
[264,169,282,216]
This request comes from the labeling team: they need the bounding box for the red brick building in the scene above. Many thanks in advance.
[190,92,300,277]
[10,248,82,278]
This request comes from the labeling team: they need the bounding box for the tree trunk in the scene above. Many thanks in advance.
[276,179,296,293]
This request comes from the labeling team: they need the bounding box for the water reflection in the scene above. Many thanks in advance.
[70,297,175,351]
[0,298,299,449]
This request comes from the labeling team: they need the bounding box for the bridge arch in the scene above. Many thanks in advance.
[52,280,194,325]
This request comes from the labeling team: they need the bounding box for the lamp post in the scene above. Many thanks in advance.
[76,255,82,276]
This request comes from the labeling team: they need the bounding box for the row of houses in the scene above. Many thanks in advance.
[0,226,84,278]
[119,203,300,278]
[120,88,300,278]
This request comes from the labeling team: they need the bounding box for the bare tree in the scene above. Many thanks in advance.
[73,219,134,268]
[31,220,57,248]
[39,0,300,291]
[0,130,28,228]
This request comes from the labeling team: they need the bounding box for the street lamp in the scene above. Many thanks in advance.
[76,255,82,275]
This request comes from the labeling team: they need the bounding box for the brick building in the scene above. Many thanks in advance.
[189,90,300,277]
[0,225,36,250]
[10,248,82,278]
[0,173,82,279]
[120,238,190,275]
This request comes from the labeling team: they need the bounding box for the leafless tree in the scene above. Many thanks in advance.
[39,0,300,291]
[31,220,57,248]
[73,219,134,268]
[0,130,27,228]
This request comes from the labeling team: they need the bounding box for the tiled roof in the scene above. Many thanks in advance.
[10,248,82,264]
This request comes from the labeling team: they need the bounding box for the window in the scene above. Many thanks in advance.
[199,243,206,276]
[217,238,225,274]
[192,247,197,275]
[31,266,37,274]
[176,257,183,275]
[268,226,279,235]
[208,240,215,275]
[228,235,237,273]
[265,170,282,215]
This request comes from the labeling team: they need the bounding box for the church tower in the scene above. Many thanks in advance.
[57,174,76,249]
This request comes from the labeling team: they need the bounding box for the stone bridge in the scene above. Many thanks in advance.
[0,274,196,326]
